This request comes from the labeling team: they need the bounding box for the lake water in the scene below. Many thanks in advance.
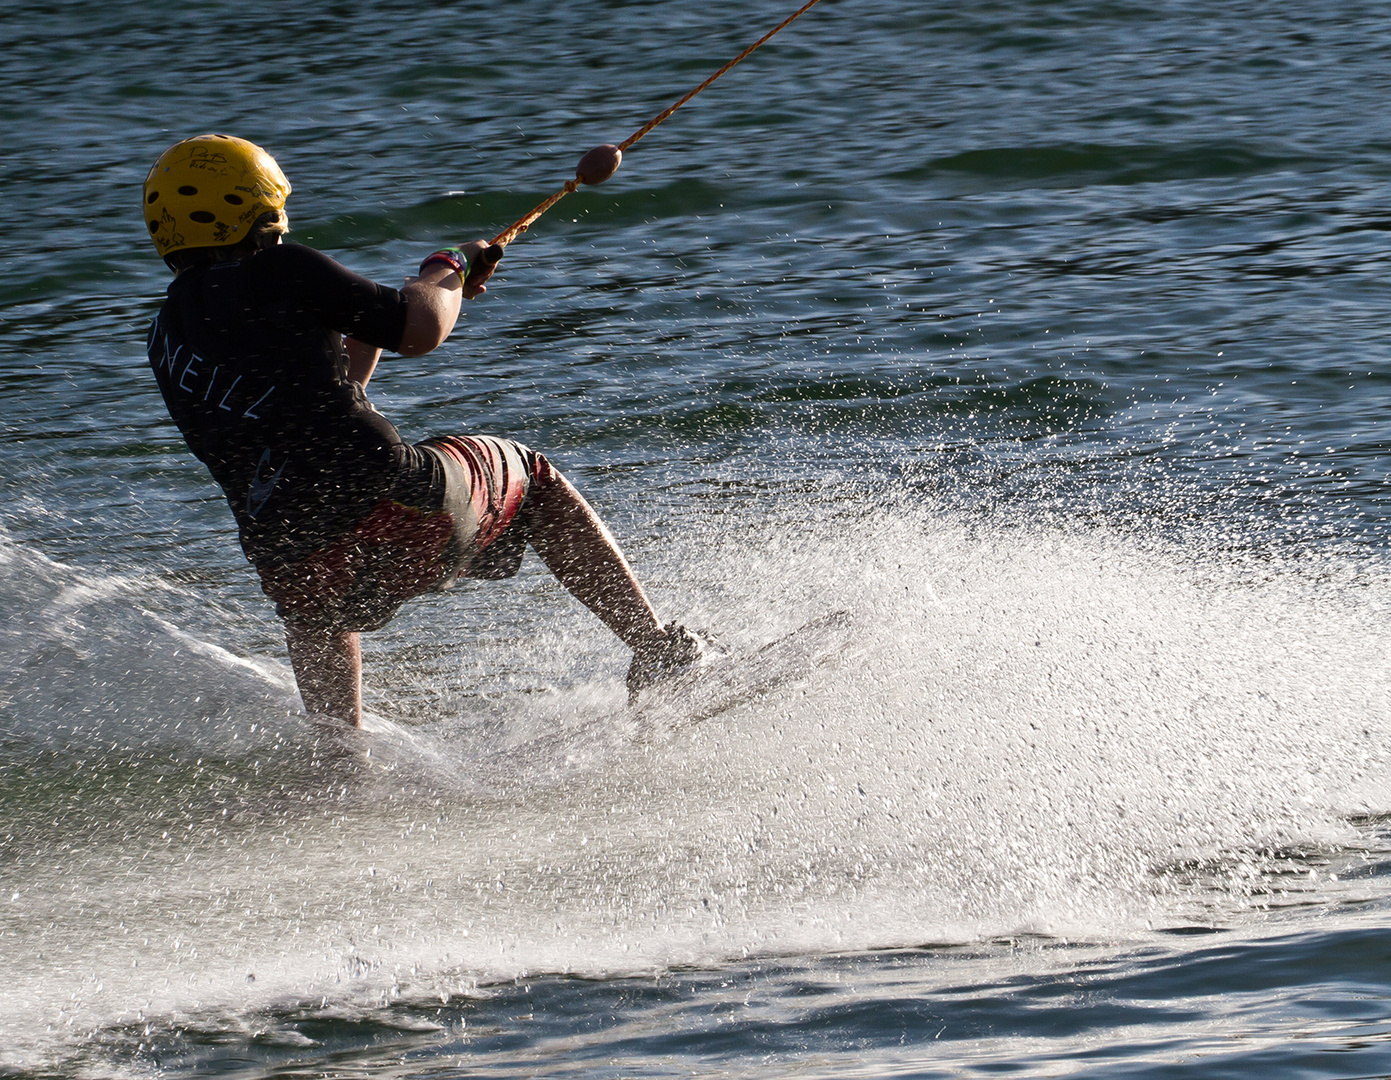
[4,0,1391,1076]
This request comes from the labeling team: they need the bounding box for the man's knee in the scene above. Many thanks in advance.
[530,450,559,487]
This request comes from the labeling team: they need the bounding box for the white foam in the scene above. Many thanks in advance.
[0,534,299,751]
[3,508,1389,1069]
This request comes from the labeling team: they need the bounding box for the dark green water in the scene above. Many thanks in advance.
[4,1,1391,1076]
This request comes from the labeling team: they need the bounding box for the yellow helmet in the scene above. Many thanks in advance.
[143,134,291,257]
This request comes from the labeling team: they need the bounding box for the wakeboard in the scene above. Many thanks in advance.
[631,609,853,726]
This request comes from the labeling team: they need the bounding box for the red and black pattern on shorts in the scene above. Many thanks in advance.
[256,500,457,633]
[256,436,539,633]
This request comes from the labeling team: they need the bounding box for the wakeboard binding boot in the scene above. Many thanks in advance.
[627,622,705,701]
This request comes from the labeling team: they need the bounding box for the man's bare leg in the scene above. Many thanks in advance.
[285,624,363,726]
[526,455,668,654]
[527,458,702,695]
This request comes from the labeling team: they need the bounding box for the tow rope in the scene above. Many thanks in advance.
[479,0,825,263]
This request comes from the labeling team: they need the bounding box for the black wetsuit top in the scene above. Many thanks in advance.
[146,243,425,566]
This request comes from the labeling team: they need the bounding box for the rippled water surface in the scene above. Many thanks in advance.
[4,1,1391,1076]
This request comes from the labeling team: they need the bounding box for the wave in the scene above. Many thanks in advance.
[891,142,1313,190]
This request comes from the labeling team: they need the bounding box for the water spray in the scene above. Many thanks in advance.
[472,0,825,271]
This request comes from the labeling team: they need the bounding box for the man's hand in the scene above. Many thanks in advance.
[457,239,502,299]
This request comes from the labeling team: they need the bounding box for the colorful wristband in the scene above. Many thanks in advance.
[418,246,470,281]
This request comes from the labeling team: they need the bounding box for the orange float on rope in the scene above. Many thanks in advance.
[486,0,824,253]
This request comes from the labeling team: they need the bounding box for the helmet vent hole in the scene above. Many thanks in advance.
[148,220,159,232]
[146,191,159,204]
[224,194,244,205]
[189,211,216,224]
[178,185,198,196]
